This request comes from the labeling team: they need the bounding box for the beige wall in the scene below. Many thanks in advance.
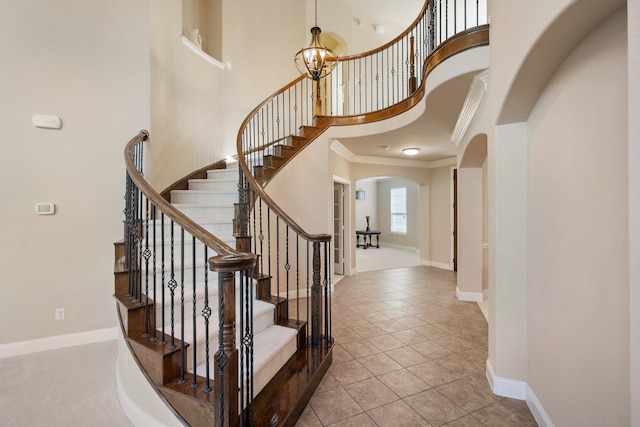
[0,0,150,343]
[527,9,629,425]
[630,1,640,424]
[149,0,306,191]
[429,166,453,268]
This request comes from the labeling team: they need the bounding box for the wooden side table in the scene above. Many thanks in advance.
[356,230,381,249]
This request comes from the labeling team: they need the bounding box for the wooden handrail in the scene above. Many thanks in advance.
[235,0,488,245]
[124,130,256,262]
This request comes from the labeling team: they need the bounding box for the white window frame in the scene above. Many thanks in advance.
[390,187,407,234]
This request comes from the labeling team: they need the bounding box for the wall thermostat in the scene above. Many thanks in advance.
[36,203,56,215]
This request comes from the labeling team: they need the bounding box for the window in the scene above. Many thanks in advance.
[390,187,407,233]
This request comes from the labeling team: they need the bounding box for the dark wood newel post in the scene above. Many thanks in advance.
[209,253,257,427]
[311,241,322,348]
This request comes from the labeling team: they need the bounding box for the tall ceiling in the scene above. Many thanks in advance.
[331,0,473,164]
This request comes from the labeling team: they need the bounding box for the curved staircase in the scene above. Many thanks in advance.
[114,1,489,425]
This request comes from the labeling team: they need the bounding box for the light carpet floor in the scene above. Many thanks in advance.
[0,340,133,427]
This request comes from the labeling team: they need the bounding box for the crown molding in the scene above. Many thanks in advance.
[451,69,489,146]
[331,140,456,168]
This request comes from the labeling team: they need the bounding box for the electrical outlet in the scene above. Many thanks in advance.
[55,307,65,320]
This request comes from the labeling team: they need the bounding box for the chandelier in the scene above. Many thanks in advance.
[294,0,337,80]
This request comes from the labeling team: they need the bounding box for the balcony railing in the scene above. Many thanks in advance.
[238,0,488,175]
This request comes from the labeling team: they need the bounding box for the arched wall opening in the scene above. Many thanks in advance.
[354,175,422,272]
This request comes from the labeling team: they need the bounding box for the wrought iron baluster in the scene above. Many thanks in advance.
[168,220,177,349]
[190,237,198,389]
[152,205,158,341]
[143,198,151,337]
[160,212,166,345]
[179,228,186,383]
[203,246,212,393]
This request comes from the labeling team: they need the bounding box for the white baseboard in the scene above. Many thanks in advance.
[485,359,555,427]
[526,385,555,427]
[456,286,483,302]
[485,359,527,399]
[423,260,454,271]
[0,327,119,358]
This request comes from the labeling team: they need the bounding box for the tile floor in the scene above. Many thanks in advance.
[296,266,537,426]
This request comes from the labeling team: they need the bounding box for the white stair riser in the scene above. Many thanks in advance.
[146,220,233,236]
[206,169,238,180]
[188,179,238,192]
[174,205,234,221]
[170,191,238,205]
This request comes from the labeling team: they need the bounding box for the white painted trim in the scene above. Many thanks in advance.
[330,140,355,161]
[456,286,483,302]
[526,385,556,427]
[485,360,555,426]
[485,359,527,400]
[116,358,161,427]
[0,327,119,358]
[180,36,226,69]
[451,69,489,145]
[330,139,457,169]
[422,260,455,271]
[116,335,183,427]
[477,289,489,321]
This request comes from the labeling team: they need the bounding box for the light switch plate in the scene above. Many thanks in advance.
[36,203,56,215]
[32,114,62,129]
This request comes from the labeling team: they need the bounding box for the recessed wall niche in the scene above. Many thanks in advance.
[182,0,222,60]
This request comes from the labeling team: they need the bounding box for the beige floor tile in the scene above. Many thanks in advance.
[373,319,410,333]
[411,324,454,340]
[340,338,382,359]
[296,404,323,427]
[358,352,404,376]
[300,264,538,427]
[368,400,432,427]
[436,376,501,412]
[331,344,355,363]
[355,323,388,338]
[377,368,431,398]
[329,359,374,386]
[327,412,378,426]
[315,371,342,393]
[437,335,482,354]
[411,340,455,359]
[366,334,406,352]
[404,389,468,426]
[394,329,430,345]
[395,315,428,328]
[442,414,484,426]
[385,346,430,367]
[408,361,461,387]
[309,386,363,425]
[378,308,412,319]
[344,377,400,411]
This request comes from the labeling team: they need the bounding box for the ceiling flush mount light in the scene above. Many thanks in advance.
[403,148,420,156]
[294,0,338,81]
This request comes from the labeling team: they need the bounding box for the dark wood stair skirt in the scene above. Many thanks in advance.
[251,344,333,427]
[156,344,332,427]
